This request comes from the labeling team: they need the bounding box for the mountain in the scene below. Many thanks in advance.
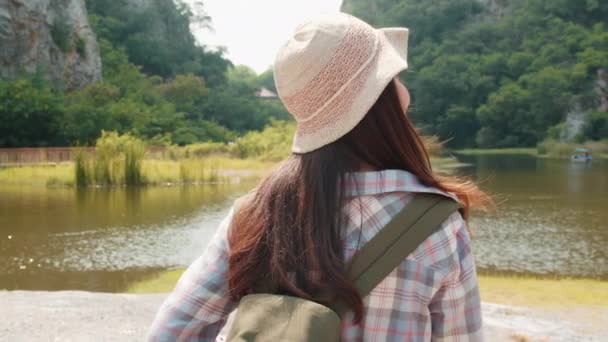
[342,0,608,147]
[0,0,101,90]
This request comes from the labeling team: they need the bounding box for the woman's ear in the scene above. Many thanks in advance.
[394,78,410,113]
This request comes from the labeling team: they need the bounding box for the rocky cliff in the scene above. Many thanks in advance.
[0,0,101,90]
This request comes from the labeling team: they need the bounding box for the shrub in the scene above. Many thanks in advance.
[51,21,73,52]
[76,37,87,57]
[0,77,65,147]
[537,139,574,158]
[583,111,608,141]
[185,142,231,157]
[546,122,566,140]
[231,120,295,161]
[536,138,607,158]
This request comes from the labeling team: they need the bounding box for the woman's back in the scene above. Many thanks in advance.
[147,170,482,341]
[339,170,481,340]
[147,12,490,342]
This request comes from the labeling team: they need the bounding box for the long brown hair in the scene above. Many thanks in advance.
[228,79,491,322]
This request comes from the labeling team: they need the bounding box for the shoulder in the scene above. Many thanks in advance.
[407,209,470,275]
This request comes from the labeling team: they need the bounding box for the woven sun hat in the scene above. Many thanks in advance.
[273,12,409,153]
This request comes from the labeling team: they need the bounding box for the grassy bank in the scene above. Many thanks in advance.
[0,153,461,188]
[127,269,608,308]
[0,157,275,187]
[0,164,75,187]
[478,275,608,308]
[537,139,608,159]
[454,148,538,156]
[456,140,608,159]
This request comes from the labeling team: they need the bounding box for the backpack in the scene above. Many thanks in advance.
[225,193,462,342]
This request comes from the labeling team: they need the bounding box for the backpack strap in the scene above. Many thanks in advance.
[329,193,463,317]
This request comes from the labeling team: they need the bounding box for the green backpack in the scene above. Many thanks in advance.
[225,193,462,342]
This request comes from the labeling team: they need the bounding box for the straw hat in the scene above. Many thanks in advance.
[273,13,409,153]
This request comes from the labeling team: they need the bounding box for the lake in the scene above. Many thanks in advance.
[1,154,606,292]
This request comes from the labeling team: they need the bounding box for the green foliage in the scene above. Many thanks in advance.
[537,139,575,158]
[197,65,289,133]
[547,123,567,140]
[60,39,239,146]
[583,111,608,140]
[537,138,608,158]
[76,131,146,186]
[256,69,277,92]
[51,21,72,52]
[0,77,64,147]
[344,0,608,148]
[86,0,231,84]
[2,0,291,149]
[76,37,87,57]
[231,121,295,161]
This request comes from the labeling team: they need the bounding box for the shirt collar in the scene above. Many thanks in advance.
[344,169,455,199]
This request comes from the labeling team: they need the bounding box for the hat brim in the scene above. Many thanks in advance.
[292,27,409,153]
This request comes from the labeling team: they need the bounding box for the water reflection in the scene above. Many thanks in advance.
[0,182,254,291]
[1,155,607,292]
[455,154,608,279]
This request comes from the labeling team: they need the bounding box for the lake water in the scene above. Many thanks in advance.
[1,154,606,292]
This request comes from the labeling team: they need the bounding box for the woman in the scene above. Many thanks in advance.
[149,13,490,341]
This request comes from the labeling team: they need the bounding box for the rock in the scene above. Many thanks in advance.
[562,103,587,141]
[0,0,102,91]
[595,68,608,112]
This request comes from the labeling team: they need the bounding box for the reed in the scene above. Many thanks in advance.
[74,149,90,187]
[73,131,148,186]
[124,137,145,186]
[142,159,228,185]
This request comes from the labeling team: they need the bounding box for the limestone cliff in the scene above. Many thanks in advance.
[0,0,101,90]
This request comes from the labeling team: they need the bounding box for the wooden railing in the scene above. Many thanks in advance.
[0,147,94,166]
[0,146,169,166]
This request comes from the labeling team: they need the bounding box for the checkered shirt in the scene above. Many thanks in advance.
[148,170,483,341]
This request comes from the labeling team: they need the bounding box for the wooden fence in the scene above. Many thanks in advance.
[0,147,169,166]
[0,147,94,166]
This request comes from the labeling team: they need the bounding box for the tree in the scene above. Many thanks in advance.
[0,77,64,147]
[344,0,608,148]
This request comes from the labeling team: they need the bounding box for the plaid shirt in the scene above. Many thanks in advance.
[148,170,483,341]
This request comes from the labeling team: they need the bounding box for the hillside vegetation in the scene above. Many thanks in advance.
[343,0,608,148]
[1,0,606,151]
[0,0,288,148]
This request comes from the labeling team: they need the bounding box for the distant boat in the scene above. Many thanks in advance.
[570,148,593,163]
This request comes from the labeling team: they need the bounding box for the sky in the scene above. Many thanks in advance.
[187,0,343,74]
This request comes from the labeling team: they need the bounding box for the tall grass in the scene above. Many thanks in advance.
[143,159,228,184]
[124,137,145,185]
[74,149,90,187]
[75,131,146,187]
